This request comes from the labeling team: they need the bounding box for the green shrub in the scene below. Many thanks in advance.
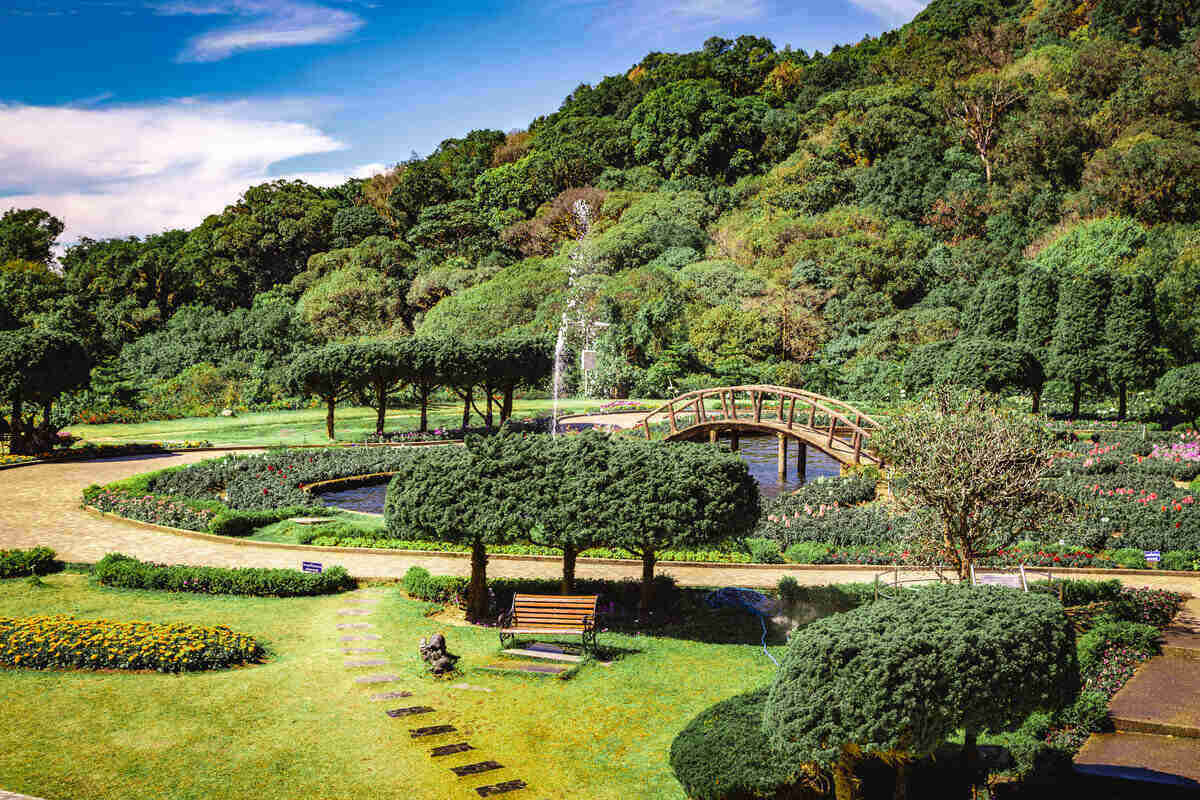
[777,576,800,605]
[1160,550,1200,570]
[207,507,310,537]
[783,541,832,564]
[93,553,355,597]
[1029,578,1122,607]
[401,566,467,604]
[1077,621,1160,678]
[0,614,264,672]
[1058,690,1110,733]
[0,547,63,578]
[1109,548,1149,569]
[669,687,822,800]
[1156,363,1200,426]
[764,585,1079,765]
[747,537,783,564]
[774,580,877,615]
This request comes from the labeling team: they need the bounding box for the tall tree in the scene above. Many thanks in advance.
[395,337,444,433]
[349,340,407,436]
[1017,263,1058,360]
[286,344,358,440]
[1103,271,1161,419]
[976,274,1019,340]
[1049,270,1111,418]
[0,208,64,265]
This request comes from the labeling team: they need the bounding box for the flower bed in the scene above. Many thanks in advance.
[93,553,356,597]
[0,613,264,672]
[88,488,219,532]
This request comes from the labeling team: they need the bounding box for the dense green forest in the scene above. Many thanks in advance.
[3,0,1200,436]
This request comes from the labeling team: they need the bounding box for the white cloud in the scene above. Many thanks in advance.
[154,0,364,62]
[846,0,926,26]
[559,0,766,36]
[0,100,379,243]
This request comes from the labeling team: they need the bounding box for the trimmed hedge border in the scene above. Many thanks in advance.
[93,553,356,596]
[79,506,1200,581]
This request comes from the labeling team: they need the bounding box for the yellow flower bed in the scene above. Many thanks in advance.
[0,614,264,672]
[0,455,36,465]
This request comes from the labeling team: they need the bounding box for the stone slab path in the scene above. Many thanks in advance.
[6,453,1200,593]
[1076,597,1200,785]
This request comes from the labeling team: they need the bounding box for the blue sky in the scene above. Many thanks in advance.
[0,0,925,243]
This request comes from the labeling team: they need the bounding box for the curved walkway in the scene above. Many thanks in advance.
[2,451,1200,594]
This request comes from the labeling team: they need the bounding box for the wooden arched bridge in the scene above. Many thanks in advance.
[637,385,882,478]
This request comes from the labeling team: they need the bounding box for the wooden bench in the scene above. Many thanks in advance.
[498,594,599,652]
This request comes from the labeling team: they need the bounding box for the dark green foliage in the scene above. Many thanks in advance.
[670,688,821,800]
[940,338,1044,400]
[901,340,954,392]
[0,547,64,578]
[975,275,1019,339]
[1049,270,1111,416]
[401,566,467,604]
[285,343,359,439]
[1156,363,1200,425]
[776,579,877,614]
[1104,271,1161,417]
[206,507,311,538]
[1016,263,1057,358]
[763,585,1079,764]
[0,208,64,265]
[1029,578,1123,607]
[93,553,355,596]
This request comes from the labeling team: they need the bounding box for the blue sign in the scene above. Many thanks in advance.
[302,561,323,573]
[1144,551,1161,564]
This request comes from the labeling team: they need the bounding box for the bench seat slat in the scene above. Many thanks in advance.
[501,627,585,635]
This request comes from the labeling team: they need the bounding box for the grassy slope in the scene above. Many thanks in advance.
[0,573,781,800]
[64,399,607,447]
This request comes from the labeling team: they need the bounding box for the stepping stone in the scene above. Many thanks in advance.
[345,659,389,667]
[336,623,372,630]
[289,517,334,525]
[430,742,474,757]
[385,706,435,717]
[451,761,502,777]
[343,648,385,654]
[480,662,568,675]
[475,779,527,796]
[355,674,401,684]
[451,683,494,693]
[370,691,413,702]
[501,648,583,663]
[340,634,381,641]
[410,725,456,738]
[525,642,564,653]
[1109,655,1200,739]
[337,609,371,616]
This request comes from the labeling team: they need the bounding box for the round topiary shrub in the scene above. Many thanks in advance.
[1156,363,1200,427]
[763,584,1079,799]
[670,687,824,800]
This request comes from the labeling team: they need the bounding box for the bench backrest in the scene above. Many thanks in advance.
[510,594,598,629]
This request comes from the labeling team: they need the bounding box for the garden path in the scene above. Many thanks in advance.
[3,453,1200,594]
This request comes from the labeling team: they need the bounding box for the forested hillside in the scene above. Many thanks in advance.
[3,0,1200,428]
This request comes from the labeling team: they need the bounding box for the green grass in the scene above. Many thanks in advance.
[0,573,783,799]
[64,398,610,447]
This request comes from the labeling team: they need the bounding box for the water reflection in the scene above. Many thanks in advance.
[319,434,839,512]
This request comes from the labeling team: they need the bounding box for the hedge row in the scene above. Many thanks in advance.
[93,553,355,597]
[0,547,63,578]
[0,614,264,672]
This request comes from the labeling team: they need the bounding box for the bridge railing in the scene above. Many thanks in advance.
[638,385,882,465]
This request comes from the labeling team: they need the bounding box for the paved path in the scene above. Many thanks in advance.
[4,453,1200,594]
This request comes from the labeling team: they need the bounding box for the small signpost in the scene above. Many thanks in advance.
[302,561,323,574]
[1144,551,1161,565]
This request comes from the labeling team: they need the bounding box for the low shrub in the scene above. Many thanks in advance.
[401,566,466,604]
[93,553,355,597]
[776,580,877,615]
[0,614,264,672]
[1029,578,1123,607]
[747,537,783,564]
[1110,586,1186,627]
[669,687,823,800]
[0,547,63,578]
[207,507,312,537]
[1160,550,1200,570]
[757,504,905,550]
[783,542,832,564]
[1110,548,1150,569]
[1076,621,1160,678]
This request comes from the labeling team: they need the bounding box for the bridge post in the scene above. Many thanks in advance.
[796,442,807,485]
[729,431,739,451]
[777,433,787,481]
[709,429,717,444]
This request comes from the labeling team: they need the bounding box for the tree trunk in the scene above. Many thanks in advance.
[40,399,53,436]
[1031,388,1041,415]
[893,761,908,800]
[375,382,387,436]
[485,387,494,428]
[9,394,23,454]
[562,544,577,595]
[832,749,862,800]
[326,396,336,440]
[963,728,981,798]
[461,390,472,429]
[419,386,429,433]
[638,549,656,624]
[1071,382,1082,419]
[468,541,489,622]
[502,387,514,423]
[1118,383,1127,420]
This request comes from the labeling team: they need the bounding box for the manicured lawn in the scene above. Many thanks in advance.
[64,398,616,447]
[0,573,783,799]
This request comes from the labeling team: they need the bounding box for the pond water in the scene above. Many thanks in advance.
[318,435,840,513]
